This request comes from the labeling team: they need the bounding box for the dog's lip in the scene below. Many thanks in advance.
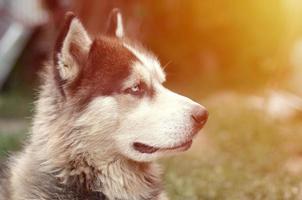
[133,140,193,154]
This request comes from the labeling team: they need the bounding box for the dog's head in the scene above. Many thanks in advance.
[52,9,208,162]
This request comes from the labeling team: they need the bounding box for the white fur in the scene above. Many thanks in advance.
[116,84,202,161]
[116,13,124,38]
[123,43,166,83]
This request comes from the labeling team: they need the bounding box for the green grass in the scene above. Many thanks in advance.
[0,132,26,158]
[0,92,30,157]
[1,93,302,199]
[0,92,33,118]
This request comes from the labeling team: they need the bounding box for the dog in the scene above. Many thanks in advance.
[0,9,208,200]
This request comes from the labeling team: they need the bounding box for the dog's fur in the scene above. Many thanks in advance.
[0,9,208,200]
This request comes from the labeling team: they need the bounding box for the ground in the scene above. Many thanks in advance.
[1,91,302,200]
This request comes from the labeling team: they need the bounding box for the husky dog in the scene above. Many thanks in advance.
[0,9,208,200]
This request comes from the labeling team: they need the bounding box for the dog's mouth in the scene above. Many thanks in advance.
[133,140,193,154]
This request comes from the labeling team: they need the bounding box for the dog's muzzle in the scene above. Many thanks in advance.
[133,105,208,154]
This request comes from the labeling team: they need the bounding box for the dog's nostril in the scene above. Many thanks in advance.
[191,107,208,126]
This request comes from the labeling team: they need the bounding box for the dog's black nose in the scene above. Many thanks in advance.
[191,107,208,127]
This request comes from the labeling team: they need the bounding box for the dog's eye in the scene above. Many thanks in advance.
[124,82,144,96]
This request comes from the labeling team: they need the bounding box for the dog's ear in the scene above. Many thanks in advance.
[54,12,92,83]
[106,8,124,38]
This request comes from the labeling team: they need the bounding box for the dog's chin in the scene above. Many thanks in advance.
[133,139,193,154]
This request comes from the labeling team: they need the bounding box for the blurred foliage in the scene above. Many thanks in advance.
[0,91,33,118]
[0,132,26,158]
[136,0,295,91]
[6,0,302,94]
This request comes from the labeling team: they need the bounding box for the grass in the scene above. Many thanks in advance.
[0,91,33,118]
[1,92,302,199]
[0,132,26,158]
[0,91,30,158]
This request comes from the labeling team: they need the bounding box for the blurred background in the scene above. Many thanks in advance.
[1,0,302,199]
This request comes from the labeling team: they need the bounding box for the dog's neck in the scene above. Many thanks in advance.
[42,153,163,200]
[29,70,163,200]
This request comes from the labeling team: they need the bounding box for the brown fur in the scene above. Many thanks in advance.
[72,37,136,107]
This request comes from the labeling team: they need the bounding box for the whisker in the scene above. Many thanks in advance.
[163,60,172,70]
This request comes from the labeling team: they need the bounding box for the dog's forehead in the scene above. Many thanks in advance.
[87,37,165,82]
[81,37,134,93]
[122,42,166,83]
[87,37,166,86]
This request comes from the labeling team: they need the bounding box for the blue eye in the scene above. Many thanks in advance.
[124,82,144,96]
[131,84,140,93]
